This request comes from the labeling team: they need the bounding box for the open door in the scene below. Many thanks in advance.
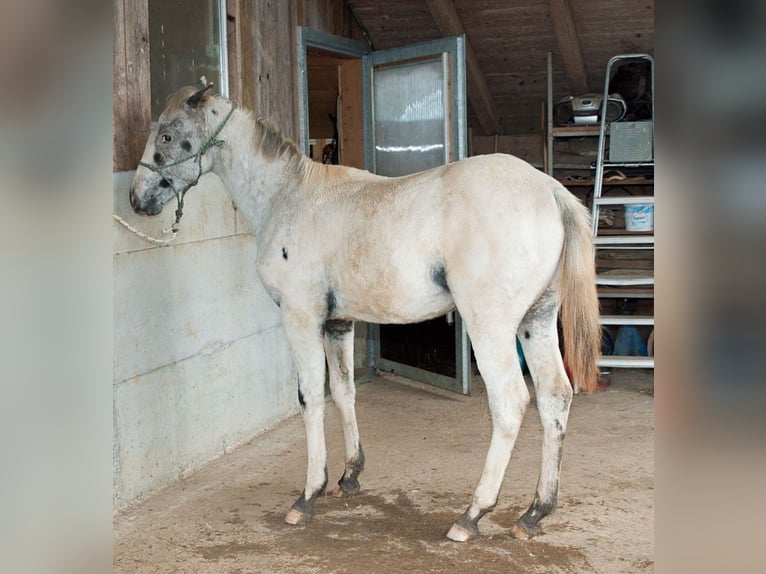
[363,36,471,395]
[297,29,471,395]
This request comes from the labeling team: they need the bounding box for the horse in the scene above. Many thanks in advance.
[129,84,601,542]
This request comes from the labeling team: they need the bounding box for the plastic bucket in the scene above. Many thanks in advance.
[624,204,654,232]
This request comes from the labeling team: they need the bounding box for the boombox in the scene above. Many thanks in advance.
[553,93,627,126]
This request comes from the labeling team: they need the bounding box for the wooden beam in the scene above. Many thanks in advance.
[123,0,151,169]
[424,0,501,135]
[113,0,128,171]
[548,0,589,94]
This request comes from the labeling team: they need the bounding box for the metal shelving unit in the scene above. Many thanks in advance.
[547,52,655,371]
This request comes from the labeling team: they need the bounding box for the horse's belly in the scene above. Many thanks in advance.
[340,288,455,324]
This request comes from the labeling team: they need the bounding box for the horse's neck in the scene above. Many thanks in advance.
[213,108,310,235]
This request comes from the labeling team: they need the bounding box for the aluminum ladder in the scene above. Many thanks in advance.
[591,54,655,369]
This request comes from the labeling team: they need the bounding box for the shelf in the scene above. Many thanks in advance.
[599,315,654,326]
[597,355,654,368]
[597,287,654,298]
[603,161,654,168]
[557,176,654,187]
[596,269,654,286]
[597,229,654,236]
[594,196,654,206]
[551,125,603,137]
[594,236,654,246]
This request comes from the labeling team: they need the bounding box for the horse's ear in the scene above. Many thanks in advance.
[186,83,214,109]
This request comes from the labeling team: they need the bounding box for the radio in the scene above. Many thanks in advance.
[553,93,627,126]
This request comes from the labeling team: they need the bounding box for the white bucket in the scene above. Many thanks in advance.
[624,204,654,232]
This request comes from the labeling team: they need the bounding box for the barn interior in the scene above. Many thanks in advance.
[113,1,655,571]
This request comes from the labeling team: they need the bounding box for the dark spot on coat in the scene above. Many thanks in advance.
[282,247,288,260]
[298,387,305,408]
[518,492,559,530]
[326,289,337,318]
[181,140,192,152]
[431,264,449,292]
[291,467,328,517]
[153,152,164,165]
[454,504,495,536]
[337,443,365,495]
[324,319,353,339]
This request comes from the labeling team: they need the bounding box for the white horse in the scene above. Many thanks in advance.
[129,84,601,542]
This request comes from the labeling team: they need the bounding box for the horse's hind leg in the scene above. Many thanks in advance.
[446,318,531,542]
[512,291,573,539]
[281,311,329,525]
[323,322,365,497]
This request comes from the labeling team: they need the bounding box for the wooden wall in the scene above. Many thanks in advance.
[113,0,364,172]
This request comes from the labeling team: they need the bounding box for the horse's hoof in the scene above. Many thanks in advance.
[284,508,307,525]
[509,521,542,540]
[446,523,475,542]
[333,477,360,498]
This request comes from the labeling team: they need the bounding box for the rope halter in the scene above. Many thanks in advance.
[138,105,234,234]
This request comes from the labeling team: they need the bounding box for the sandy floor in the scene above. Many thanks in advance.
[114,369,654,573]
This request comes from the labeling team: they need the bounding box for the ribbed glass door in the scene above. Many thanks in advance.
[364,36,470,395]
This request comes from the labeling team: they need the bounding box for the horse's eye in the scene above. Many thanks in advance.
[160,134,172,144]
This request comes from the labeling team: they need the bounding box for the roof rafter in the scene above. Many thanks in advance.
[548,0,589,94]
[425,0,502,135]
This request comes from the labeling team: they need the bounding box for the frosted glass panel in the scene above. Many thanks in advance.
[372,58,447,176]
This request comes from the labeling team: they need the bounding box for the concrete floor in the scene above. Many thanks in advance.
[114,369,654,573]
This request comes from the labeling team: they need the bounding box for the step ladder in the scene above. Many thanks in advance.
[591,54,655,370]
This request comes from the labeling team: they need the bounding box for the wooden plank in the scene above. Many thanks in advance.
[338,58,364,169]
[253,0,298,140]
[238,0,256,110]
[424,0,502,135]
[470,134,543,166]
[124,0,151,169]
[113,0,128,171]
[548,0,589,94]
[226,0,242,105]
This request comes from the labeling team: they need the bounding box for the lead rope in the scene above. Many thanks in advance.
[112,213,180,245]
[113,105,234,246]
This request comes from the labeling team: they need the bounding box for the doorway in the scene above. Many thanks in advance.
[298,28,471,395]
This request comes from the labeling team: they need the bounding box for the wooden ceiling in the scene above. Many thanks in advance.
[349,0,654,136]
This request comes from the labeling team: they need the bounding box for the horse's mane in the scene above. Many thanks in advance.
[164,86,200,115]
[250,113,310,180]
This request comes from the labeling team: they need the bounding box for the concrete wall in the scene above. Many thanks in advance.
[113,172,300,508]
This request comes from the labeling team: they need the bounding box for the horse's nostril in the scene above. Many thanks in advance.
[159,178,172,189]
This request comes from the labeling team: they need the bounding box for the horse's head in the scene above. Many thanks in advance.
[130,83,226,216]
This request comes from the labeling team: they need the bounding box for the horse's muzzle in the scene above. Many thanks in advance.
[130,184,163,216]
[129,185,140,212]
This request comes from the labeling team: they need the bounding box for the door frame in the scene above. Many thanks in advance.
[296,28,471,395]
[296,28,370,154]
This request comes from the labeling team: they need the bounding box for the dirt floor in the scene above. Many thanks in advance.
[114,369,654,573]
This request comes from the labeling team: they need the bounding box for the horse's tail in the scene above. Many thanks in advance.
[552,184,601,393]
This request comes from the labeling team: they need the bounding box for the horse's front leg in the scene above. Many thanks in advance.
[323,321,365,497]
[281,311,328,525]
